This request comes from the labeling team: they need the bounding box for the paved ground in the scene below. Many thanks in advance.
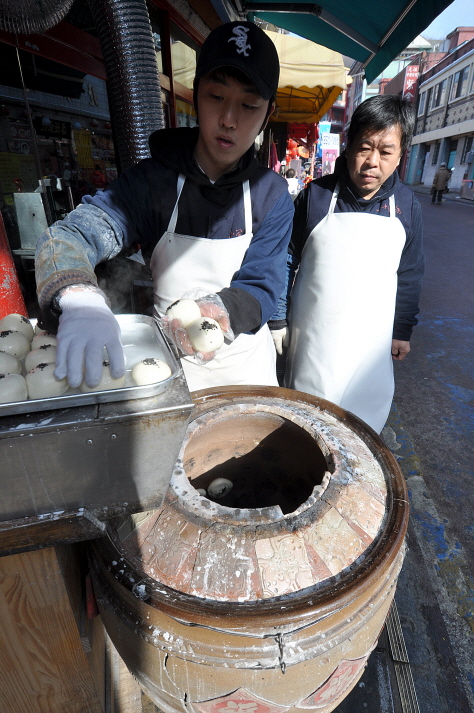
[337,186,474,711]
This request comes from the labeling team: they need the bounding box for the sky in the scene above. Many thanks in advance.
[421,0,474,39]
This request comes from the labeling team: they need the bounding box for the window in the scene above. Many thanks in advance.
[450,66,469,100]
[432,142,440,164]
[461,136,473,163]
[418,92,426,115]
[171,23,198,91]
[432,79,446,107]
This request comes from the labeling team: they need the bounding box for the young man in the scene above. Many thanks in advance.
[35,21,293,392]
[272,95,424,433]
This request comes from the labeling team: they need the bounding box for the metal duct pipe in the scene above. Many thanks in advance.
[88,0,165,171]
[0,0,74,34]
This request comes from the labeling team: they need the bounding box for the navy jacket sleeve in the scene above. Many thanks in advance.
[227,190,294,331]
[393,197,424,341]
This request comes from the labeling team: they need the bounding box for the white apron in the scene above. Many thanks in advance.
[150,174,277,392]
[285,182,406,433]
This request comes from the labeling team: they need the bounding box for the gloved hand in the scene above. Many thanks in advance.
[161,292,233,364]
[271,326,289,356]
[54,289,125,388]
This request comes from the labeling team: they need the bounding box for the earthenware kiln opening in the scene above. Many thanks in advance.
[181,406,333,514]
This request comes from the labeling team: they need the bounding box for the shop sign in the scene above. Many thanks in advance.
[73,129,94,169]
[402,65,419,102]
[33,118,72,139]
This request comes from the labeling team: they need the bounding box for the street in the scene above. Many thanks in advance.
[337,188,474,712]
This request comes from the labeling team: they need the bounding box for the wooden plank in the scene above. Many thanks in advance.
[105,632,162,713]
[0,547,103,713]
[0,509,106,557]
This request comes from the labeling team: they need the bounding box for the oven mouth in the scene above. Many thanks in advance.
[176,405,334,519]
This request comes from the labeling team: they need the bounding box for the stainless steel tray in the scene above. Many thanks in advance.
[0,314,180,417]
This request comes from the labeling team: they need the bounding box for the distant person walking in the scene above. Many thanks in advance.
[285,168,300,197]
[91,165,107,192]
[431,162,451,204]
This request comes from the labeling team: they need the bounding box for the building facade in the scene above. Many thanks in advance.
[406,31,474,190]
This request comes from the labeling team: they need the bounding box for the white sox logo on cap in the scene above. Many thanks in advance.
[228,25,251,56]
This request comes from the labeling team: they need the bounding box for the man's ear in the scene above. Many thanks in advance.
[259,101,276,134]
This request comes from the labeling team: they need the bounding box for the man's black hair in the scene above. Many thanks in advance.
[285,168,296,178]
[347,95,415,156]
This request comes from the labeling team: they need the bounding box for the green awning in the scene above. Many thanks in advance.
[245,0,454,84]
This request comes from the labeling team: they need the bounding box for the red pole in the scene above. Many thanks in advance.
[0,212,28,319]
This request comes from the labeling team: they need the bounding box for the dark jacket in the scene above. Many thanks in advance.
[270,154,424,341]
[35,127,294,336]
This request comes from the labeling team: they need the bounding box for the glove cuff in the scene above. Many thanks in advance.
[59,288,110,312]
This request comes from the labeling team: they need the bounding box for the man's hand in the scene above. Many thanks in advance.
[195,296,232,339]
[55,289,125,387]
[391,339,410,361]
[271,327,289,356]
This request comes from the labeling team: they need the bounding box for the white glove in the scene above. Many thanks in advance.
[271,326,289,356]
[54,289,125,388]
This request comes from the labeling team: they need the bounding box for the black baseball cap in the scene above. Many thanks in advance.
[194,21,280,101]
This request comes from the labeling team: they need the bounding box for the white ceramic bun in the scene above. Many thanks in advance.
[0,351,21,375]
[0,330,31,359]
[80,363,126,393]
[132,358,172,386]
[165,299,201,328]
[31,332,57,349]
[25,345,57,373]
[186,317,224,353]
[0,373,28,403]
[0,314,34,342]
[26,363,68,400]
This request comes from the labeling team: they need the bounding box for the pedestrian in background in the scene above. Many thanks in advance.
[431,162,451,204]
[91,164,107,192]
[285,168,300,198]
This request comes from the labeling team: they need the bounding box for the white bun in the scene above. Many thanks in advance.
[0,330,31,359]
[186,317,224,352]
[0,373,28,403]
[25,345,57,373]
[207,478,233,499]
[26,363,68,399]
[31,332,57,349]
[165,299,201,328]
[0,314,34,341]
[132,358,171,386]
[80,363,125,393]
[0,351,21,375]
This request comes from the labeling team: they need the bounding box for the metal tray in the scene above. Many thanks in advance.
[0,314,180,417]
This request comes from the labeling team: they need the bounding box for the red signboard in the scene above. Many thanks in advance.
[402,65,419,102]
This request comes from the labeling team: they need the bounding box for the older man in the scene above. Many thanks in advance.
[271,95,424,433]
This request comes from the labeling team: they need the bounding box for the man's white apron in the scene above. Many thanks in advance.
[285,182,406,432]
[150,174,277,392]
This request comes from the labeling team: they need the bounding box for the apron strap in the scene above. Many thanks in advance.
[167,176,252,236]
[243,180,252,235]
[331,182,397,219]
[167,173,186,234]
[389,194,395,218]
[328,181,340,214]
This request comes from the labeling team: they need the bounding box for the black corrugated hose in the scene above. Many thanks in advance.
[88,0,164,171]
